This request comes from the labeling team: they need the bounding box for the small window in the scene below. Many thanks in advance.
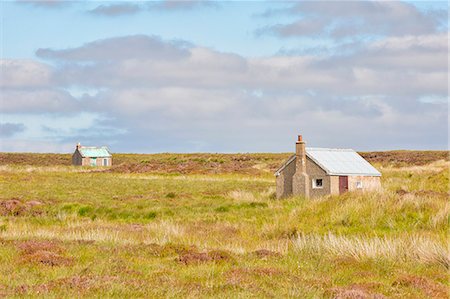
[356,181,363,189]
[312,179,323,189]
[103,158,108,166]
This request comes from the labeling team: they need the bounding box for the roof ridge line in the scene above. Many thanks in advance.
[306,147,355,151]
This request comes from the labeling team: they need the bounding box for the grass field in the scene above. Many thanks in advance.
[0,151,448,298]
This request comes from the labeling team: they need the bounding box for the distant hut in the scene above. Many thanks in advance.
[72,143,112,166]
[275,135,381,199]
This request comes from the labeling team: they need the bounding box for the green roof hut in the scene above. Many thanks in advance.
[72,143,112,166]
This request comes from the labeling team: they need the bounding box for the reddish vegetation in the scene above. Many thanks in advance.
[330,284,386,299]
[42,275,95,292]
[1,151,447,174]
[18,240,64,254]
[0,199,22,216]
[176,249,234,265]
[207,250,234,263]
[0,199,44,216]
[17,240,72,267]
[177,252,211,264]
[0,284,8,297]
[360,151,448,167]
[251,267,283,276]
[252,249,281,259]
[0,153,71,166]
[393,275,448,299]
[109,158,270,175]
[21,251,72,267]
[136,243,235,264]
[16,275,115,295]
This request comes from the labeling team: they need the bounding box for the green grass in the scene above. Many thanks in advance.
[0,153,448,298]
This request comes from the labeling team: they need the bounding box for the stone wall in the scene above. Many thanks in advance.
[329,176,340,195]
[348,175,381,192]
[71,151,83,166]
[276,159,296,199]
[305,157,329,198]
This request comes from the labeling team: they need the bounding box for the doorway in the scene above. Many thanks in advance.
[90,158,97,166]
[339,176,348,194]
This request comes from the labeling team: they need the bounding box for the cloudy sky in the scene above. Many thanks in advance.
[1,0,448,153]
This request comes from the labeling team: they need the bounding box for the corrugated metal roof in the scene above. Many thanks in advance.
[275,148,381,177]
[79,147,111,158]
[306,148,381,176]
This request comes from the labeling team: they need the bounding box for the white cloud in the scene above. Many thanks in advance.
[106,87,239,119]
[262,1,446,39]
[0,60,52,88]
[16,0,70,9]
[2,29,447,151]
[1,89,77,113]
[35,34,447,98]
[36,35,190,62]
[89,3,141,16]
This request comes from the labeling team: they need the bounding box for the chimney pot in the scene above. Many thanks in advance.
[298,135,303,142]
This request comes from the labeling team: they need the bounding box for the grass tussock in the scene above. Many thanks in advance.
[292,233,449,268]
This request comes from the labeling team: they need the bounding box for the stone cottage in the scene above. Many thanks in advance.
[275,135,381,199]
[72,143,112,166]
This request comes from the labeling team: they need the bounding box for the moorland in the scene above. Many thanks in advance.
[0,151,448,298]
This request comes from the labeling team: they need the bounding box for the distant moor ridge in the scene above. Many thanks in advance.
[0,151,448,175]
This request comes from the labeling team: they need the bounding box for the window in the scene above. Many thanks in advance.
[103,158,108,166]
[356,181,363,189]
[312,178,323,189]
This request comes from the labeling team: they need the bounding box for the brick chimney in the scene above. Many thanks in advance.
[293,134,309,198]
[295,135,306,174]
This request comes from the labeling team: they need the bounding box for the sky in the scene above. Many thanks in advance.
[0,0,448,153]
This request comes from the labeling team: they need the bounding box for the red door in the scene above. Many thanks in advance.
[339,176,348,194]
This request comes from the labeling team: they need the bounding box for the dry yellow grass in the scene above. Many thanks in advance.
[292,233,449,267]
